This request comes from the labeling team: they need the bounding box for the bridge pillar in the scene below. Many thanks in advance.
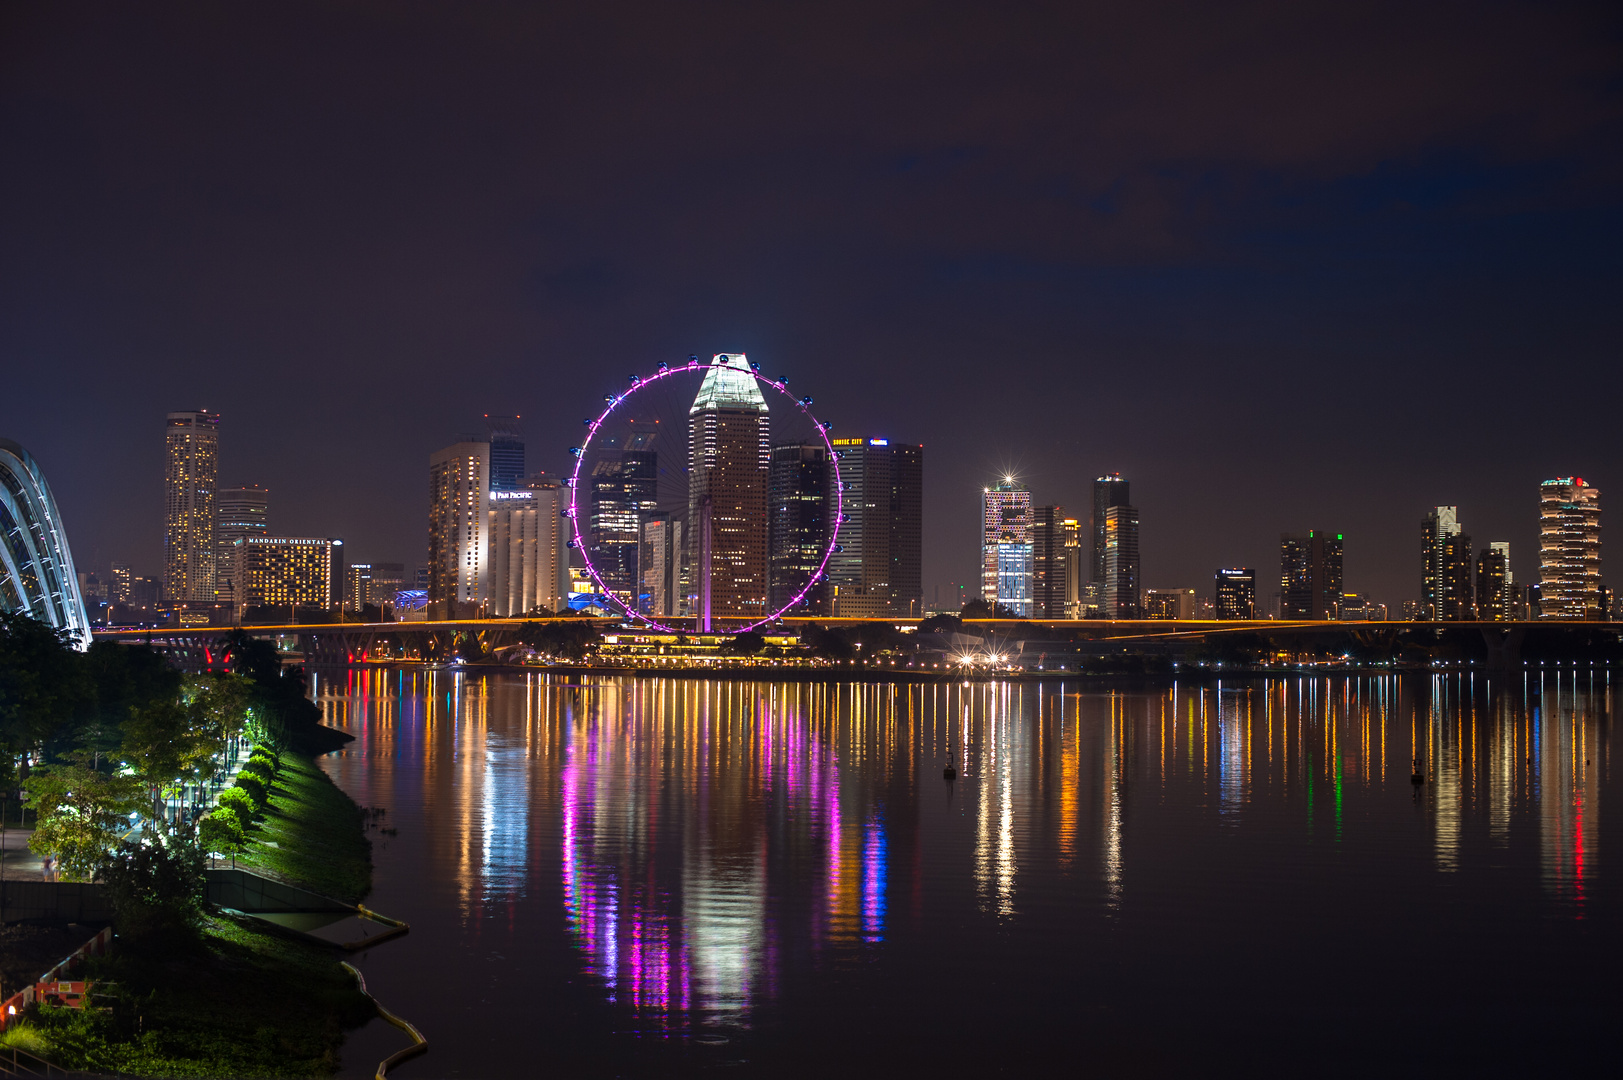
[1481,626,1525,671]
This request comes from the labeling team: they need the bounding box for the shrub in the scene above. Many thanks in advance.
[217,786,255,820]
[247,752,277,774]
[234,773,267,804]
[239,759,275,785]
[198,811,246,857]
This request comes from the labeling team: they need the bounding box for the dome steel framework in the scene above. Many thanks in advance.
[0,438,90,645]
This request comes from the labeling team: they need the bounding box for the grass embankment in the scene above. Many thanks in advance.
[21,747,377,1077]
[235,749,371,903]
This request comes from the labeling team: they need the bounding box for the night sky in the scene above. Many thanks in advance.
[3,2,1620,610]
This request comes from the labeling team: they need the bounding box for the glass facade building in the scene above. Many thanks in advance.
[982,480,1032,617]
[824,438,923,618]
[688,354,770,628]
[1280,531,1343,619]
[768,443,831,615]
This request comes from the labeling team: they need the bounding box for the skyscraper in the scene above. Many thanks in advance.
[1062,518,1082,618]
[1280,531,1343,619]
[163,410,220,604]
[981,479,1032,617]
[484,416,526,492]
[1421,506,1474,619]
[1477,542,1512,622]
[824,438,924,617]
[588,443,657,608]
[1215,568,1256,619]
[688,353,770,628]
[1102,504,1140,617]
[215,485,268,608]
[1091,473,1130,587]
[768,443,832,615]
[487,476,569,616]
[110,562,132,605]
[1539,477,1602,619]
[1032,506,1069,619]
[428,440,490,620]
[639,514,685,618]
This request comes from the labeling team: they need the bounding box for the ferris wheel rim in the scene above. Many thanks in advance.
[565,358,844,634]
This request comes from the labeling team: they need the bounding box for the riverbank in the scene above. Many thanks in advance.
[15,746,377,1077]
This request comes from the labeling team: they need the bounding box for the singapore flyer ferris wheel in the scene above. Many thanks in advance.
[566,353,844,634]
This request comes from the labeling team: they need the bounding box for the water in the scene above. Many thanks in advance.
[312,669,1620,1077]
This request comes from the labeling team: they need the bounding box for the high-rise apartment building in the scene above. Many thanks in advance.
[345,563,374,611]
[1091,473,1130,589]
[1214,567,1256,619]
[768,443,832,615]
[639,515,685,618]
[824,438,924,617]
[1032,506,1069,619]
[1477,542,1512,622]
[428,441,490,620]
[1102,504,1140,617]
[487,476,569,616]
[111,562,132,605]
[214,485,268,607]
[163,410,220,604]
[231,536,344,615]
[1539,477,1602,619]
[1280,531,1343,619]
[484,416,526,492]
[1421,506,1474,619]
[688,354,770,628]
[982,479,1033,617]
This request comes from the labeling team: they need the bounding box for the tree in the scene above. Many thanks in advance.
[1,611,89,795]
[724,631,767,656]
[516,620,602,660]
[23,760,145,880]
[961,598,1021,619]
[98,823,207,947]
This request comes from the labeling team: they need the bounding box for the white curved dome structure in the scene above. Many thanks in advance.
[0,438,90,645]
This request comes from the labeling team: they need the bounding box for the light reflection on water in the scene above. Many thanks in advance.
[315,670,1617,1076]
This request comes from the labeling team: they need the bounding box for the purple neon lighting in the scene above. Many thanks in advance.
[567,362,843,634]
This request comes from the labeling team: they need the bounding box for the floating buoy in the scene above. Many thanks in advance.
[943,763,957,780]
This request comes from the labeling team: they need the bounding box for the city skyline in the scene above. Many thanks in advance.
[5,4,1619,616]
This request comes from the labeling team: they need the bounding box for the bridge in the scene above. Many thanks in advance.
[89,616,1619,670]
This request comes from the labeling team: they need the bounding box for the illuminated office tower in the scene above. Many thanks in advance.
[1421,506,1474,619]
[1032,506,1069,619]
[487,477,569,617]
[1062,518,1082,617]
[981,479,1032,617]
[1477,543,1512,622]
[428,440,490,620]
[825,438,923,617]
[639,514,685,617]
[589,442,658,608]
[768,443,832,615]
[1280,531,1343,619]
[231,537,343,615]
[163,410,220,603]
[1102,504,1140,617]
[1215,568,1256,619]
[1539,477,1602,619]
[214,485,268,607]
[1091,473,1130,587]
[688,354,770,628]
[368,562,406,611]
[484,416,526,492]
